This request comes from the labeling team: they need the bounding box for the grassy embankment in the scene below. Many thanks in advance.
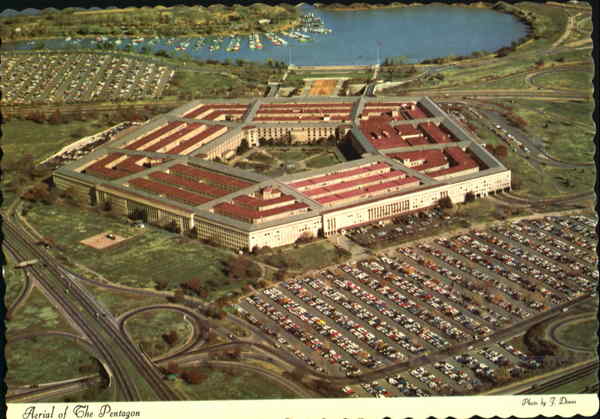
[6,336,100,386]
[124,310,194,358]
[553,318,598,351]
[0,118,124,208]
[164,61,285,99]
[23,201,243,301]
[256,240,350,272]
[457,98,594,199]
[168,366,298,400]
[4,254,27,310]
[6,287,74,335]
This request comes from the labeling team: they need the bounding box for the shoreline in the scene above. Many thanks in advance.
[2,3,541,68]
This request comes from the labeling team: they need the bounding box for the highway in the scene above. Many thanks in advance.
[2,218,180,401]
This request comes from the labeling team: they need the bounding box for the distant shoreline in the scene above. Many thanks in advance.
[315,2,491,12]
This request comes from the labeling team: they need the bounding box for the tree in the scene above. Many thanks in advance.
[181,368,206,384]
[237,138,250,154]
[162,330,179,346]
[102,200,113,212]
[465,191,476,203]
[438,196,453,209]
[492,144,508,159]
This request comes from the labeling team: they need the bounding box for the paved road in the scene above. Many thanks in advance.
[3,217,180,401]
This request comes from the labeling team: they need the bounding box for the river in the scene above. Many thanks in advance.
[1,4,528,65]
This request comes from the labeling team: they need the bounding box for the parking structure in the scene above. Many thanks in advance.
[1,52,174,105]
[234,215,597,397]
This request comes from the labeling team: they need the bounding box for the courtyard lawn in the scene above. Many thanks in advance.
[270,148,320,162]
[6,335,99,386]
[168,366,298,400]
[24,202,240,300]
[124,309,194,358]
[305,152,343,169]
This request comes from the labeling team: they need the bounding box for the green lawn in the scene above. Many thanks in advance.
[6,335,98,386]
[543,372,598,394]
[508,99,595,164]
[305,152,343,169]
[504,150,564,198]
[554,318,598,350]
[1,119,115,163]
[457,72,532,90]
[258,240,348,271]
[4,258,27,310]
[514,2,570,50]
[168,366,298,400]
[124,309,193,358]
[25,202,241,300]
[88,285,167,317]
[6,287,73,334]
[530,69,593,90]
[270,148,320,162]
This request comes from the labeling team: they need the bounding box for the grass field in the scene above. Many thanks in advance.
[258,240,348,271]
[25,202,241,300]
[1,119,115,163]
[269,147,321,162]
[124,309,194,358]
[6,335,98,386]
[305,152,343,169]
[542,372,598,394]
[168,366,298,400]
[530,69,593,90]
[4,258,27,310]
[514,2,570,50]
[507,99,595,163]
[6,287,72,334]
[88,285,167,317]
[554,318,598,351]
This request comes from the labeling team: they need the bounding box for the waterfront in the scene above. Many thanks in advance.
[1,4,528,65]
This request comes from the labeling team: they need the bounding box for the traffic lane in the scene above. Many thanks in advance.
[479,109,543,153]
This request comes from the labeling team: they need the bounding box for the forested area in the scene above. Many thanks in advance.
[0,4,299,40]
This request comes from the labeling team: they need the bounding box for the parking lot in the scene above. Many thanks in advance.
[1,52,174,105]
[344,208,458,249]
[235,215,597,397]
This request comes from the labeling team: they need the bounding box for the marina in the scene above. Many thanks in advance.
[2,5,527,65]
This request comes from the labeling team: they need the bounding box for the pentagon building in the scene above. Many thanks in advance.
[53,96,511,250]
